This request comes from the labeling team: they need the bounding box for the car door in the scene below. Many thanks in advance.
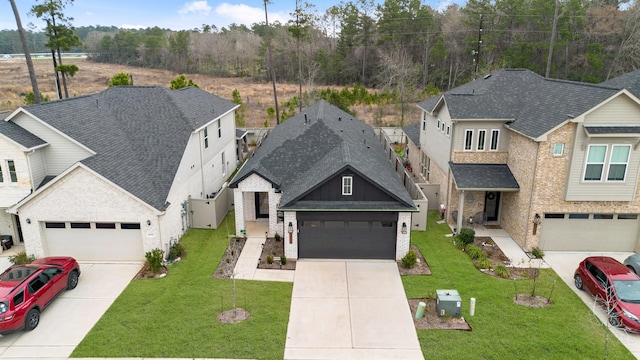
[27,272,56,308]
[585,262,607,300]
[41,266,66,299]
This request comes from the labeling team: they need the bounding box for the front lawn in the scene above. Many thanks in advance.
[71,212,292,359]
[405,212,634,359]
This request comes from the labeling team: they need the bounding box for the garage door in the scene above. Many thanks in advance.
[43,221,145,261]
[540,213,639,251]
[297,212,397,259]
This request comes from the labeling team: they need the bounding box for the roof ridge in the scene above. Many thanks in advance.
[342,142,351,163]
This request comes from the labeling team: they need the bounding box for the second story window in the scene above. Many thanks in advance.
[584,145,606,181]
[582,144,629,182]
[342,176,353,196]
[203,127,209,149]
[490,130,500,151]
[7,160,17,182]
[477,130,486,151]
[608,145,630,181]
[552,143,564,156]
[218,119,222,138]
[464,130,473,151]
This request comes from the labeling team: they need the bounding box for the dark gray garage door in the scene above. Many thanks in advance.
[298,212,397,259]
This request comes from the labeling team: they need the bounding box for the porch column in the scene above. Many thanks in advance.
[457,190,465,233]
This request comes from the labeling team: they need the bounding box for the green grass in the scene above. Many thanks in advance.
[71,212,292,359]
[405,211,634,360]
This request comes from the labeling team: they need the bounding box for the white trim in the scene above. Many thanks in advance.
[551,143,564,156]
[477,129,487,151]
[490,129,500,151]
[342,176,353,196]
[464,129,474,151]
[582,144,607,182]
[193,106,239,133]
[606,144,631,182]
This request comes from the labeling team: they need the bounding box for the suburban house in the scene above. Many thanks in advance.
[229,100,417,260]
[416,68,640,253]
[0,86,238,261]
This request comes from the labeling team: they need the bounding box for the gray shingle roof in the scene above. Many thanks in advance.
[600,69,640,98]
[230,100,415,211]
[20,86,237,211]
[0,119,47,149]
[449,162,520,190]
[403,122,420,146]
[417,69,625,139]
[584,126,640,135]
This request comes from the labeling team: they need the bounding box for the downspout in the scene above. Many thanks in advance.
[524,142,540,250]
[199,130,205,197]
[446,120,455,228]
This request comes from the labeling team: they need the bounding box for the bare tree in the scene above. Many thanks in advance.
[9,0,41,103]
[377,45,419,126]
[264,0,280,124]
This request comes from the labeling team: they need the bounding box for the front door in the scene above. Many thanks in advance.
[484,192,501,222]
[254,192,269,219]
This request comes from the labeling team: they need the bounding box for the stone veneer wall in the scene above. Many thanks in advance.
[451,151,509,164]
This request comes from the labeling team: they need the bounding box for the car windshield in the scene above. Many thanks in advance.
[614,280,640,303]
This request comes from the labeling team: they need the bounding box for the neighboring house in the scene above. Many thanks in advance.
[417,68,640,253]
[229,100,417,260]
[0,86,238,261]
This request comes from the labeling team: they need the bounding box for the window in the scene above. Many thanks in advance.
[569,213,589,219]
[552,143,564,156]
[13,290,24,306]
[544,213,565,219]
[441,122,445,133]
[619,214,638,220]
[70,222,90,229]
[121,223,141,229]
[464,130,473,151]
[490,130,499,151]
[7,160,17,182]
[217,119,222,138]
[95,223,116,229]
[342,176,353,195]
[584,145,607,181]
[436,118,441,130]
[28,276,46,294]
[422,113,426,131]
[221,152,226,176]
[446,125,450,137]
[203,127,209,149]
[0,163,3,182]
[593,214,613,219]
[477,130,486,151]
[607,145,630,181]
[45,222,66,229]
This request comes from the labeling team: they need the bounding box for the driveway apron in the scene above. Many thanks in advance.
[0,262,142,359]
[285,260,424,360]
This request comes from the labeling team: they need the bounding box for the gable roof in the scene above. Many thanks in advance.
[11,86,237,211]
[600,69,640,98]
[417,69,625,139]
[403,122,420,146]
[449,163,520,191]
[230,100,415,210]
[0,118,47,149]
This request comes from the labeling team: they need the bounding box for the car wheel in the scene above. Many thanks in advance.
[67,270,79,290]
[627,265,637,275]
[609,311,621,328]
[24,308,40,331]
[574,274,583,290]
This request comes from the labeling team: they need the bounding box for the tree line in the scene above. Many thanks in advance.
[4,0,640,100]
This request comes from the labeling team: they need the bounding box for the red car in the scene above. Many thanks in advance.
[0,257,80,334]
[574,256,640,333]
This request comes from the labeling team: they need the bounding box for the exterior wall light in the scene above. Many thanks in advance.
[288,222,293,244]
[25,218,31,224]
[146,220,151,226]
[401,222,407,234]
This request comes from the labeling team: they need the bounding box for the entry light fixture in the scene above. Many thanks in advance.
[401,222,407,234]
[288,222,293,234]
[533,213,542,225]
[25,218,31,224]
[146,219,151,226]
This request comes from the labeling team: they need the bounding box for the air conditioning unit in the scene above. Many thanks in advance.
[436,289,462,317]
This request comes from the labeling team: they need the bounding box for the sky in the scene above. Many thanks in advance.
[1,0,458,32]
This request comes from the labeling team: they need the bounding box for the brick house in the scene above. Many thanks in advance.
[417,68,640,252]
[229,100,417,260]
[0,86,238,261]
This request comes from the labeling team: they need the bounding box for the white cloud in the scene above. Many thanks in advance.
[215,3,289,26]
[178,1,212,16]
[121,24,147,30]
[85,11,94,17]
[436,0,454,12]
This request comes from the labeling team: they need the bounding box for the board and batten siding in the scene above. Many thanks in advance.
[11,112,93,175]
[565,95,640,201]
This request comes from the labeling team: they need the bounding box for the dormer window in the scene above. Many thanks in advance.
[342,176,353,195]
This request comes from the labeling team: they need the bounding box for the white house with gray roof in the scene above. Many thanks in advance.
[0,86,238,261]
[417,68,640,253]
[230,100,417,260]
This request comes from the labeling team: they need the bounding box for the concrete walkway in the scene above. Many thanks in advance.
[233,236,294,282]
[284,260,424,360]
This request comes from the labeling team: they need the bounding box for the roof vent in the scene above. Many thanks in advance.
[338,117,342,121]
[483,74,492,79]
[304,113,308,124]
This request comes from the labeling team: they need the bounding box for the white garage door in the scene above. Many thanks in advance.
[540,213,639,251]
[44,221,145,261]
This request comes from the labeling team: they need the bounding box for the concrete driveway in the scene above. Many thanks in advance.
[544,251,640,359]
[284,260,423,360]
[0,262,142,359]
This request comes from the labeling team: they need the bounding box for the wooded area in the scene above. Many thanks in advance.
[2,0,639,100]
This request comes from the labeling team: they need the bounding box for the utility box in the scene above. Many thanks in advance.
[436,290,462,317]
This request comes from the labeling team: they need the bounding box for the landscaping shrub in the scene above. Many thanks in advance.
[9,250,35,265]
[401,249,418,268]
[531,247,545,259]
[266,255,274,264]
[494,264,511,278]
[476,257,493,269]
[145,248,164,273]
[274,232,281,242]
[280,255,287,265]
[167,241,185,262]
[455,228,475,247]
[465,245,485,260]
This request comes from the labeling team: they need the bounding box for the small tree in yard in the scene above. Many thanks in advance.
[108,73,132,87]
[170,74,199,90]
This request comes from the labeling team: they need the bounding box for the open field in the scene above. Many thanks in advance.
[0,58,417,128]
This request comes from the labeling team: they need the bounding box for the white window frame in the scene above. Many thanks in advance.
[583,144,607,182]
[551,143,564,156]
[477,130,487,151]
[342,176,353,196]
[446,124,450,137]
[607,144,631,182]
[436,118,441,130]
[217,119,222,138]
[441,122,445,133]
[422,113,426,132]
[490,129,499,151]
[7,160,17,183]
[203,127,209,149]
[464,130,473,151]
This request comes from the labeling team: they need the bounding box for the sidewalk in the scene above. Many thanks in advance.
[233,236,294,282]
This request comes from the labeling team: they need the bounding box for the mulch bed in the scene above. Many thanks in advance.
[471,237,539,280]
[258,237,296,270]
[513,294,551,307]
[217,308,251,323]
[408,298,472,330]
[213,237,247,278]
[398,244,431,275]
[135,265,167,279]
